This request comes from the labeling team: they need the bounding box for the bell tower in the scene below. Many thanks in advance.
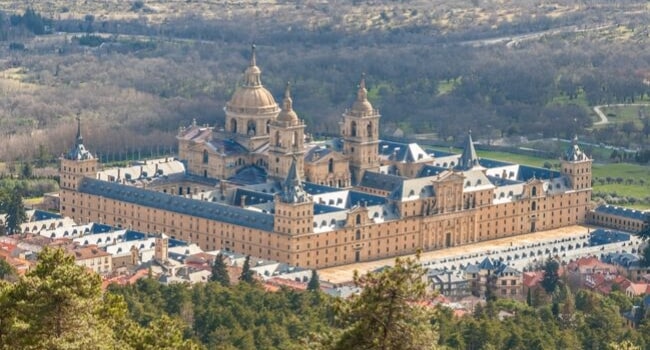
[340,74,380,184]
[560,135,592,191]
[268,82,305,180]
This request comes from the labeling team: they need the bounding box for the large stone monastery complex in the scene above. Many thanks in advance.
[59,46,593,269]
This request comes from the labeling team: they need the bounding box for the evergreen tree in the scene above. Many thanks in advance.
[239,255,254,283]
[0,258,15,280]
[0,186,27,235]
[307,269,320,291]
[331,254,439,350]
[3,247,116,349]
[20,162,32,179]
[211,253,230,286]
[541,258,560,294]
[526,288,532,307]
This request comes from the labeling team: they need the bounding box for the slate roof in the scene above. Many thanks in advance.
[378,141,435,162]
[207,138,249,156]
[359,171,405,192]
[516,165,560,181]
[233,188,274,206]
[78,178,274,231]
[348,191,387,207]
[304,147,332,163]
[589,229,631,246]
[303,182,341,195]
[594,205,649,221]
[227,165,267,185]
[456,131,481,171]
[32,210,62,221]
[417,165,447,178]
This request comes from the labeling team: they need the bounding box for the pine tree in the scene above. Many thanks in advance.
[0,186,27,235]
[211,253,230,286]
[239,255,254,283]
[331,254,439,349]
[307,269,320,291]
[526,287,532,307]
[541,258,560,294]
[3,247,115,349]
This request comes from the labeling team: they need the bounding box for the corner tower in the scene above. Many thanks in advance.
[268,82,306,180]
[59,116,98,221]
[273,157,313,237]
[59,116,97,191]
[224,45,281,151]
[561,135,592,190]
[340,74,380,184]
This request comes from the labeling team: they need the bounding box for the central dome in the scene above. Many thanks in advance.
[226,86,279,114]
[225,45,279,115]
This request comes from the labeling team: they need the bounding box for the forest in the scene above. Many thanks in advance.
[0,1,649,163]
[1,248,650,349]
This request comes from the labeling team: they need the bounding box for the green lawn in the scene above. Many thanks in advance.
[476,150,555,168]
[598,104,650,128]
[436,77,461,96]
[549,89,589,108]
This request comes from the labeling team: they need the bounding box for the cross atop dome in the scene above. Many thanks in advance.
[277,82,298,123]
[243,44,262,87]
[351,73,374,116]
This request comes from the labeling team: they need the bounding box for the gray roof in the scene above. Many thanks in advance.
[594,205,649,221]
[78,178,274,231]
[456,131,480,171]
[227,165,267,185]
[565,136,589,161]
[280,158,310,204]
[304,147,332,162]
[359,171,404,192]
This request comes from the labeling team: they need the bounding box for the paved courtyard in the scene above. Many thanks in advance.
[318,225,642,284]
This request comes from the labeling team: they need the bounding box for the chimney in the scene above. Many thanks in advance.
[117,168,121,181]
[240,195,247,207]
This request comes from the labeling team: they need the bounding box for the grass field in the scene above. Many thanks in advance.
[598,104,650,128]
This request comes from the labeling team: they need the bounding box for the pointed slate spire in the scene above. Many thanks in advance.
[66,114,94,161]
[565,134,587,161]
[75,113,83,146]
[456,130,480,171]
[280,156,309,203]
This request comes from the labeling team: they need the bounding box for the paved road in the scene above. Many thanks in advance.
[593,103,650,126]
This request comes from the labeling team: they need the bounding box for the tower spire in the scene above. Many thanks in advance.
[283,81,293,111]
[456,129,481,171]
[76,112,83,146]
[280,156,309,203]
[357,73,368,102]
[250,44,256,67]
[243,44,262,87]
